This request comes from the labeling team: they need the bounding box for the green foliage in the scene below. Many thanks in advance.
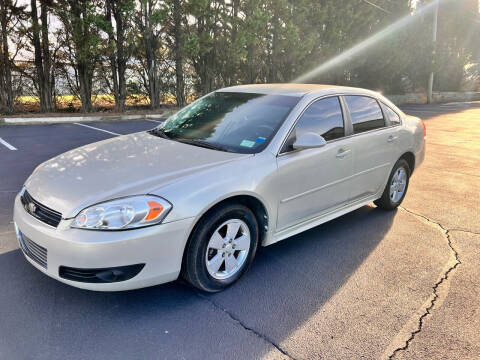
[6,0,480,113]
[55,0,105,66]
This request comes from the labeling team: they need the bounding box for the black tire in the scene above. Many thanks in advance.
[374,159,411,210]
[182,203,259,292]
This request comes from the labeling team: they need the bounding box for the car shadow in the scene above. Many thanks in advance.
[0,204,395,359]
[206,204,396,346]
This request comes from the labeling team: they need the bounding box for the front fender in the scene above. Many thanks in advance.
[150,153,279,243]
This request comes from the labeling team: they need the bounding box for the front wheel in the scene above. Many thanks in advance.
[374,159,410,210]
[182,203,259,292]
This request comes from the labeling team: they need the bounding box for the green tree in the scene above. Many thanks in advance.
[434,0,480,91]
[0,0,17,113]
[55,0,104,112]
[184,0,218,94]
[171,0,186,106]
[30,0,54,112]
[105,0,135,111]
[136,0,165,108]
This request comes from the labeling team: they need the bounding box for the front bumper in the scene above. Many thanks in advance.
[13,194,194,291]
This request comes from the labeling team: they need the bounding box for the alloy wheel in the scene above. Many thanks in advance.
[390,167,407,203]
[205,219,251,280]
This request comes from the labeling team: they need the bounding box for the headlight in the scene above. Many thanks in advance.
[71,195,172,230]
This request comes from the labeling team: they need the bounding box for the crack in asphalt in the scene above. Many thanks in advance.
[196,292,296,360]
[388,207,462,359]
[449,228,480,236]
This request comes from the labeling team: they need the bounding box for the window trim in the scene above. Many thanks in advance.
[380,102,402,127]
[277,93,404,157]
[278,95,347,156]
[343,95,387,135]
[338,98,403,141]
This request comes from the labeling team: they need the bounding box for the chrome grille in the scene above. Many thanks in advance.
[21,189,62,228]
[18,232,48,269]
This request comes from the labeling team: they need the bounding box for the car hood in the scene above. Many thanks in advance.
[25,132,249,218]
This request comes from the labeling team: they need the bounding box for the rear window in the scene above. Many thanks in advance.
[344,96,385,134]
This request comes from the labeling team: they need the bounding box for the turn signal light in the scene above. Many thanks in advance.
[145,201,164,221]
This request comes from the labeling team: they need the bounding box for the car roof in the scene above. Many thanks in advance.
[218,83,380,97]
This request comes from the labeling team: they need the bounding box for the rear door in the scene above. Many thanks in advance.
[275,96,353,231]
[381,102,405,161]
[342,95,396,202]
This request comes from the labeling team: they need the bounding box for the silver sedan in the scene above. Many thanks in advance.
[13,84,425,292]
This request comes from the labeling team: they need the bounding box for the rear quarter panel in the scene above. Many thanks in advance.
[403,115,426,171]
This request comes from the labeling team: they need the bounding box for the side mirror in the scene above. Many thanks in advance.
[292,132,327,150]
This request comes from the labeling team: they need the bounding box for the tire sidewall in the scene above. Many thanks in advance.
[187,204,259,292]
[386,159,410,207]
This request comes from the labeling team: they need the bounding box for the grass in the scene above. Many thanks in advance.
[14,93,179,113]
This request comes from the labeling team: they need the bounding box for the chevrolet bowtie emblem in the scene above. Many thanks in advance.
[28,202,36,213]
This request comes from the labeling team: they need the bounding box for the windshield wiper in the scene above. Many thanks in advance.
[148,130,227,152]
[176,138,227,152]
[147,128,171,139]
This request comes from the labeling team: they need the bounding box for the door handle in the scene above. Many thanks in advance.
[336,148,351,159]
[387,135,398,143]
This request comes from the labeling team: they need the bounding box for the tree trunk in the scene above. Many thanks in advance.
[173,0,185,106]
[142,0,160,109]
[0,2,6,113]
[72,0,93,112]
[244,0,257,84]
[105,0,119,110]
[31,0,47,111]
[40,1,53,111]
[268,4,279,83]
[0,0,13,113]
[196,16,212,95]
[78,63,93,113]
[31,0,53,112]
[113,2,126,112]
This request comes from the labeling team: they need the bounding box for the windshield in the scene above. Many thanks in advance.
[152,92,301,153]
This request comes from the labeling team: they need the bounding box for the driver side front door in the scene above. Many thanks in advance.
[274,96,354,231]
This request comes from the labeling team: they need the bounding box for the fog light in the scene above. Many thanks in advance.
[59,264,145,283]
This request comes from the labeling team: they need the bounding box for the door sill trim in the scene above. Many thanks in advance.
[268,195,378,246]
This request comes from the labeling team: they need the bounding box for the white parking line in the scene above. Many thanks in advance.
[73,122,121,136]
[0,137,17,150]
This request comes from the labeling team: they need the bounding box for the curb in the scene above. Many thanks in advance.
[1,111,176,125]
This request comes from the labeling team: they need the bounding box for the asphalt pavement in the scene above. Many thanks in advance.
[0,103,479,359]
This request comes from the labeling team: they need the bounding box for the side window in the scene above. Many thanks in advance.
[383,104,401,125]
[282,97,345,152]
[344,96,385,134]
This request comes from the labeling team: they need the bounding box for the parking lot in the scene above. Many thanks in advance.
[1,103,479,359]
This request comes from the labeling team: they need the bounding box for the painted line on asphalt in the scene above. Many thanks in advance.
[0,137,17,150]
[73,122,121,136]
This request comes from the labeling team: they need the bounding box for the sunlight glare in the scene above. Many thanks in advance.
[292,0,451,83]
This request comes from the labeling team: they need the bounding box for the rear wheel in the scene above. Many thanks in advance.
[374,159,410,210]
[182,203,259,292]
